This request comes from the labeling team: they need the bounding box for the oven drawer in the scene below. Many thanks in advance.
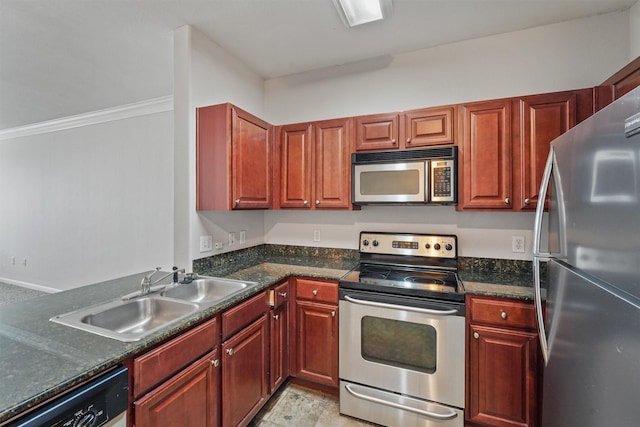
[340,381,463,427]
[468,295,536,330]
[295,278,338,304]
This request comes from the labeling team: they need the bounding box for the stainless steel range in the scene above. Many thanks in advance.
[339,232,465,427]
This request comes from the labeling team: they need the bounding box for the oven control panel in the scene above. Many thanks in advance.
[359,232,457,258]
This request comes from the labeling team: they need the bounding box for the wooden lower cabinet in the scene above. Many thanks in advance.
[466,295,540,427]
[291,278,339,388]
[134,349,220,427]
[132,317,220,427]
[269,281,289,392]
[221,298,269,427]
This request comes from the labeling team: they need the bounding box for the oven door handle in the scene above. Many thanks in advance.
[344,295,458,316]
[344,383,458,421]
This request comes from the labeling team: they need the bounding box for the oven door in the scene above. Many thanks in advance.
[353,161,427,203]
[339,290,465,409]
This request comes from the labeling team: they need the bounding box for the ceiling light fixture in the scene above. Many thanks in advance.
[332,0,392,28]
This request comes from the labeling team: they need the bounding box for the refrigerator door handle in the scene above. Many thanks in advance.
[533,147,554,365]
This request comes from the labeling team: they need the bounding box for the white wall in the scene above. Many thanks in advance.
[631,1,640,59]
[0,106,174,291]
[173,26,266,265]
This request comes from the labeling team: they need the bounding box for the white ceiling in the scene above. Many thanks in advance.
[0,0,636,130]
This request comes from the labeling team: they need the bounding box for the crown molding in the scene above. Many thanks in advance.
[0,95,174,141]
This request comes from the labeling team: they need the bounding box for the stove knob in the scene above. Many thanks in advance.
[362,240,370,246]
[372,240,379,247]
[445,243,453,251]
[425,243,431,249]
[434,243,441,250]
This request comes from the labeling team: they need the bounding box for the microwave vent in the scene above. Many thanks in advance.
[352,147,456,163]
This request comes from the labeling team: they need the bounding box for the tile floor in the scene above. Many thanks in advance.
[250,383,381,427]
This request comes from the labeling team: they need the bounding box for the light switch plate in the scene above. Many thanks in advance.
[200,235,213,252]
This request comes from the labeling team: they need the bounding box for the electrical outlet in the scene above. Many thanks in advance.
[314,230,321,242]
[512,236,525,253]
[239,230,246,244]
[199,235,213,253]
[214,241,223,250]
[229,232,236,246]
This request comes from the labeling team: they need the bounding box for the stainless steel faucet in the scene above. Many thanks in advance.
[140,267,185,296]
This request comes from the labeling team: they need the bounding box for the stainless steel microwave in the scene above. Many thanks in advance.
[352,147,457,205]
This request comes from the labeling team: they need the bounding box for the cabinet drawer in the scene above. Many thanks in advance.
[295,278,338,304]
[269,281,289,309]
[222,291,268,341]
[134,316,218,398]
[468,296,536,330]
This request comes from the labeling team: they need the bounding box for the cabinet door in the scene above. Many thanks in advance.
[355,112,399,151]
[402,105,456,148]
[467,325,538,427]
[459,99,515,210]
[134,349,220,427]
[231,107,273,209]
[517,89,593,211]
[270,302,289,393]
[313,118,352,209]
[294,300,338,387]
[279,123,313,208]
[221,315,268,427]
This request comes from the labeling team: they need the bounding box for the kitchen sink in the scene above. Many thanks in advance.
[160,277,254,305]
[50,296,200,342]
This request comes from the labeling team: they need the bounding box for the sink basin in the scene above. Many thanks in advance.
[160,277,253,305]
[50,296,199,342]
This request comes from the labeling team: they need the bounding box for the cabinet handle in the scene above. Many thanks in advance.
[235,199,240,205]
[524,198,531,205]
[473,332,479,339]
[312,289,318,296]
[391,139,397,144]
[504,197,510,204]
[303,200,308,205]
[406,137,412,144]
[315,200,320,205]
[278,292,287,298]
[273,314,279,320]
[331,311,336,317]
[226,348,234,356]
[211,359,219,367]
[501,311,508,319]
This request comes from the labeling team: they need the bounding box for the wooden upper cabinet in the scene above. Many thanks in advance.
[279,123,313,208]
[355,112,400,151]
[596,55,640,111]
[314,118,352,209]
[516,89,594,211]
[459,98,516,210]
[278,118,352,210]
[196,103,273,210]
[355,107,455,152]
[401,105,456,148]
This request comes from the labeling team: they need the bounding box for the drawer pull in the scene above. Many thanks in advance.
[211,359,219,367]
[278,292,287,298]
[312,289,318,296]
[473,332,479,339]
[331,311,336,318]
[273,314,279,320]
[226,348,234,356]
[501,311,508,319]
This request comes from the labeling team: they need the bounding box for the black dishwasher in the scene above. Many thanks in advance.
[8,366,128,427]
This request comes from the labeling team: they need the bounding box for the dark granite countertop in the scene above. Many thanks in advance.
[0,250,536,423]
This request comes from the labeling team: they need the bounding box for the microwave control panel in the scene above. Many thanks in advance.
[430,159,456,203]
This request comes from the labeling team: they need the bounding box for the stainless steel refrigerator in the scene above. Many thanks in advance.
[533,85,640,427]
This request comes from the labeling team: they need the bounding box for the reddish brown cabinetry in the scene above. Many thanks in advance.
[355,106,456,151]
[133,317,220,427]
[459,98,516,210]
[291,278,339,389]
[278,118,352,209]
[466,295,540,427]
[221,292,269,427]
[269,281,290,393]
[196,103,273,210]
